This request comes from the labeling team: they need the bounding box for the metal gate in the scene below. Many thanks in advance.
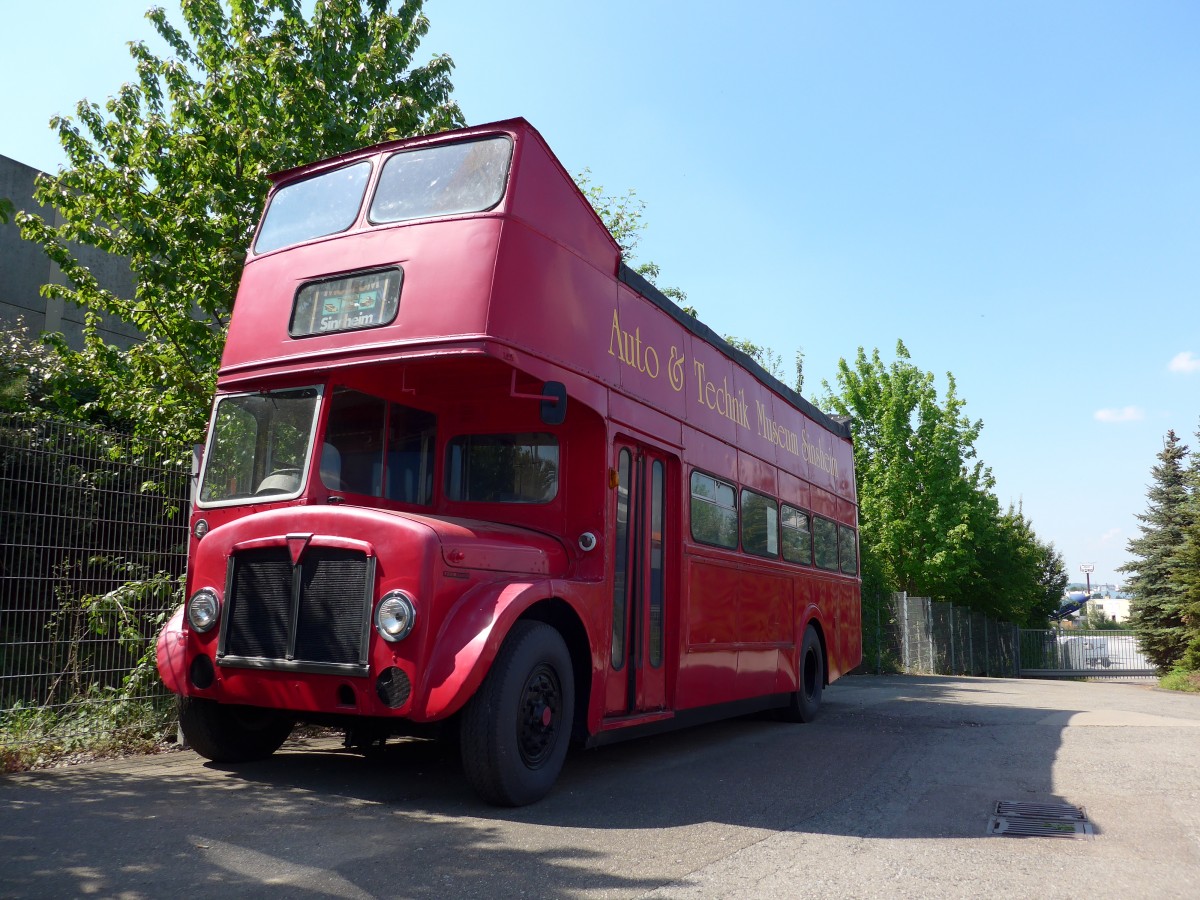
[1017,629,1157,678]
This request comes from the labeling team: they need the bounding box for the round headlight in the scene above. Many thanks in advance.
[375,591,416,641]
[187,587,220,633]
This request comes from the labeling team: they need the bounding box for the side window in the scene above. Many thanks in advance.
[740,489,779,558]
[323,389,437,504]
[444,433,559,503]
[839,525,859,576]
[781,504,812,565]
[813,516,840,571]
[690,471,738,549]
[324,390,386,496]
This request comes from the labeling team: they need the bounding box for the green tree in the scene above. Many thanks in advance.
[1173,422,1200,670]
[723,336,785,380]
[575,169,690,310]
[1033,535,1070,623]
[821,340,992,604]
[18,0,462,455]
[1119,430,1192,670]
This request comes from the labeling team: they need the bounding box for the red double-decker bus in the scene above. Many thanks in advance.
[157,118,860,805]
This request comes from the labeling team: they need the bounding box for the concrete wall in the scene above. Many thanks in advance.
[0,153,142,349]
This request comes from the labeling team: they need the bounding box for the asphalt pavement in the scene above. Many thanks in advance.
[2,674,1198,898]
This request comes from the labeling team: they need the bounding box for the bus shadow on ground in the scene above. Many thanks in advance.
[0,676,1100,898]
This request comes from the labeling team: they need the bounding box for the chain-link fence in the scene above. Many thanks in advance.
[0,414,188,766]
[865,592,1019,677]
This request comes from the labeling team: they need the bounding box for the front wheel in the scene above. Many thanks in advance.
[459,621,574,806]
[780,625,824,723]
[178,696,294,763]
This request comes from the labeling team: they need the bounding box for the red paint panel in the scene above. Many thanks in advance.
[810,486,838,519]
[675,649,738,707]
[683,426,738,482]
[737,451,777,495]
[611,284,690,421]
[738,569,791,644]
[778,470,811,511]
[506,124,620,273]
[684,337,742,445]
[736,649,780,698]
[609,393,683,447]
[487,219,622,385]
[223,218,502,376]
[686,558,737,646]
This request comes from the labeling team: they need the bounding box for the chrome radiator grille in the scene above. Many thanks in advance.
[218,546,374,675]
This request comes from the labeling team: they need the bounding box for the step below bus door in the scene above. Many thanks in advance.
[604,442,670,717]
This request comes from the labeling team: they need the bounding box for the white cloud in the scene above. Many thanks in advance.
[1169,351,1200,374]
[1099,527,1122,546]
[1094,406,1145,423]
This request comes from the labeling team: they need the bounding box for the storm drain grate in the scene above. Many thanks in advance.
[988,801,1093,839]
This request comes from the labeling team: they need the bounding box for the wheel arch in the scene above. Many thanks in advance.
[416,582,591,725]
[518,597,592,743]
[803,613,830,687]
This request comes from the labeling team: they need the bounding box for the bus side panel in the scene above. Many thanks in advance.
[830,579,863,680]
[488,220,621,385]
[735,568,790,698]
[677,556,739,707]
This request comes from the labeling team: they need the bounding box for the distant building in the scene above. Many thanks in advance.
[1,153,141,349]
[1085,596,1130,624]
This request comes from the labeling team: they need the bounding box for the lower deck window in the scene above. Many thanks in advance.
[445,433,559,503]
[323,389,436,504]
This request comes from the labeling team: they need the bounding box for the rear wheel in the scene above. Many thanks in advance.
[178,696,294,763]
[780,625,824,723]
[459,621,574,806]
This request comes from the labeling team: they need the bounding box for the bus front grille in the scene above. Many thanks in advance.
[218,546,374,675]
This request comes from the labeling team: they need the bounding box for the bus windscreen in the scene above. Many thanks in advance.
[369,136,512,224]
[255,162,371,254]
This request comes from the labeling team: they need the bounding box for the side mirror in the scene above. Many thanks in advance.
[541,381,567,426]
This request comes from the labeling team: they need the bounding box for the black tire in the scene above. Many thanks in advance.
[780,625,824,723]
[178,696,294,763]
[459,621,574,806]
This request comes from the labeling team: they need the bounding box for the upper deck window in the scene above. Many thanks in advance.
[254,161,371,254]
[369,136,512,224]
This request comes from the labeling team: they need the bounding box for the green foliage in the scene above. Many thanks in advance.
[821,340,1061,625]
[1175,423,1200,671]
[0,320,112,420]
[1,692,175,773]
[1159,666,1200,693]
[724,336,786,380]
[574,169,690,310]
[0,197,14,224]
[1119,430,1192,670]
[17,0,463,457]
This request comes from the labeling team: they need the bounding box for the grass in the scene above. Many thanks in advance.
[1158,667,1200,694]
[1,693,176,773]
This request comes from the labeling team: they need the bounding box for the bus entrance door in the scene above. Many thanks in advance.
[604,441,670,717]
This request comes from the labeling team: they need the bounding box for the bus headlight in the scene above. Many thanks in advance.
[375,591,416,642]
[187,587,220,633]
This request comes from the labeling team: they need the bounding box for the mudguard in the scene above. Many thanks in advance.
[156,606,188,695]
[416,580,557,721]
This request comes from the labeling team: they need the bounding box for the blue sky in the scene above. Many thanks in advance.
[3,1,1198,589]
